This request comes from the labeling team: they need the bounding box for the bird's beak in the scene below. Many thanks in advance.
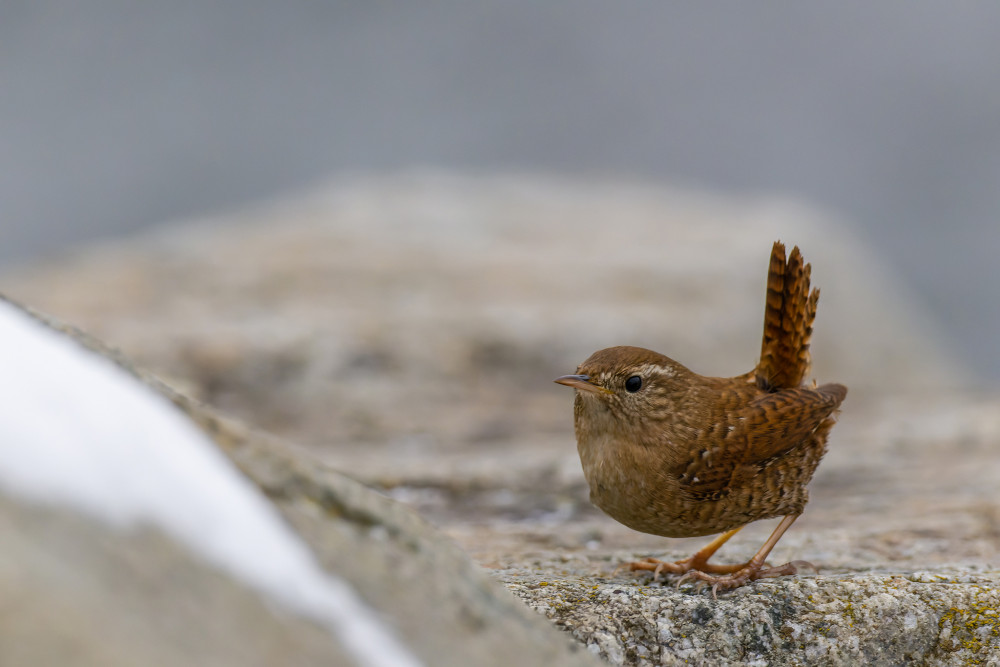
[553,374,612,395]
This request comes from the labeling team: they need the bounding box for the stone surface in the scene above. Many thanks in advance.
[500,566,1000,666]
[0,496,350,667]
[1,173,968,454]
[3,173,998,665]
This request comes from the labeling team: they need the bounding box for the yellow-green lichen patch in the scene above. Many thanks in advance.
[842,599,857,628]
[936,593,1000,661]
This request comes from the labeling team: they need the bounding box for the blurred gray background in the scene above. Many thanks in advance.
[1,2,998,382]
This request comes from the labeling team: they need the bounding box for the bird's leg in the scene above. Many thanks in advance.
[627,526,745,576]
[679,515,812,593]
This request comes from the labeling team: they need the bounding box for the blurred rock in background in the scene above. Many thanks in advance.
[2,3,999,383]
[1,173,967,454]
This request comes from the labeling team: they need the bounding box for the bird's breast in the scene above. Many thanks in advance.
[576,430,684,532]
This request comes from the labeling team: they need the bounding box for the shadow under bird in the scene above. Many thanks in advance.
[555,241,847,592]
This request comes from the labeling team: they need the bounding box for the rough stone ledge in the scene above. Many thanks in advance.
[497,563,1000,666]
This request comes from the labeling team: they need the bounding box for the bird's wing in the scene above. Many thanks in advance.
[676,384,847,499]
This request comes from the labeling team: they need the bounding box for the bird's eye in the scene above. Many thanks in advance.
[625,375,642,393]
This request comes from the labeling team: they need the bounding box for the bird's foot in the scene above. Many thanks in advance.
[622,557,687,579]
[621,526,748,579]
[623,554,743,579]
[677,559,814,597]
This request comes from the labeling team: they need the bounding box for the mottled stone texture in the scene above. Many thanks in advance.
[501,567,1000,665]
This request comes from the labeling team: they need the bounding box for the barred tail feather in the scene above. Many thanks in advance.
[756,242,819,390]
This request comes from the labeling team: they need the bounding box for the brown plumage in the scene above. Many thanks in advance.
[555,242,846,592]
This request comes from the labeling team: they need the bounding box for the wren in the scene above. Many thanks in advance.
[555,241,846,592]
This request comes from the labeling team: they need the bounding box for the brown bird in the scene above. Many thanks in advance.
[555,242,846,592]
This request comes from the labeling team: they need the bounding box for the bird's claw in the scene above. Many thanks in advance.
[676,559,806,594]
[675,567,753,594]
[674,571,696,589]
[620,557,686,581]
[788,559,819,574]
[618,552,814,593]
[653,561,671,580]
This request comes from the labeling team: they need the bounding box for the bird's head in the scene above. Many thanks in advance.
[554,346,692,430]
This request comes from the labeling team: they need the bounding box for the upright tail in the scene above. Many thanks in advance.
[756,241,820,391]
